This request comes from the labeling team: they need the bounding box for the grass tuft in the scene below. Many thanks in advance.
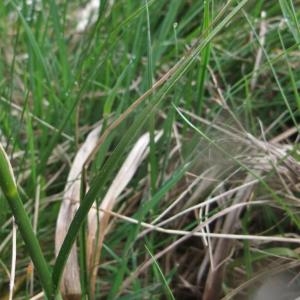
[0,1,299,299]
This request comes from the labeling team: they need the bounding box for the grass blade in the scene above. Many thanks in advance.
[0,144,53,299]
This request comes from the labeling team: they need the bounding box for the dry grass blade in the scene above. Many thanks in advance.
[87,130,163,296]
[250,11,267,91]
[203,173,259,300]
[55,125,101,298]
[120,121,300,297]
[9,218,16,300]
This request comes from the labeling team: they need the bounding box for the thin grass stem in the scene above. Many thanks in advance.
[0,144,54,299]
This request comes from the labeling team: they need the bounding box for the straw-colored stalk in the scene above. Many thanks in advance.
[87,131,162,296]
[55,125,162,298]
[55,125,102,298]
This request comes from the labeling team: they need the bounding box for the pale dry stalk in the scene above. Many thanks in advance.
[87,131,162,297]
[55,125,101,298]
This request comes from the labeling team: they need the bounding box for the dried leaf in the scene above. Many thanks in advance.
[55,125,101,297]
[87,131,162,295]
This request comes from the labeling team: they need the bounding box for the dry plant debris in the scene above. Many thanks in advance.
[55,125,162,298]
[55,113,300,299]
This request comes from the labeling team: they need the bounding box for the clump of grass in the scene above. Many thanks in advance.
[0,0,299,299]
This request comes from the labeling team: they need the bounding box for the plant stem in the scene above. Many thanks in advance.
[0,143,54,299]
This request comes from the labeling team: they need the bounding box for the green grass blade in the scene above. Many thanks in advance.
[0,143,53,299]
[145,243,175,300]
[196,0,211,114]
[279,0,300,44]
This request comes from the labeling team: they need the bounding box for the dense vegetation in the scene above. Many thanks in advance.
[0,1,299,299]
